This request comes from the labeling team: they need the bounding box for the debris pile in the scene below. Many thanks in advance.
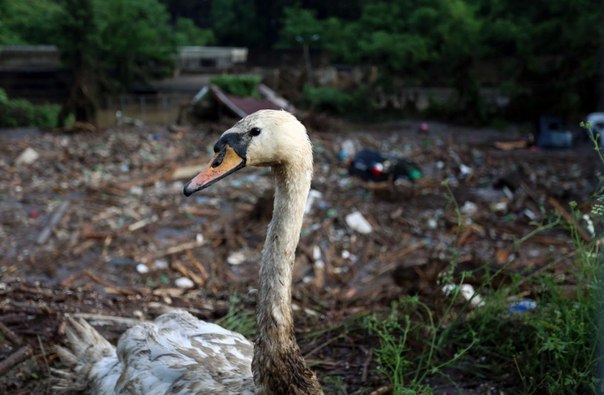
[0,118,600,393]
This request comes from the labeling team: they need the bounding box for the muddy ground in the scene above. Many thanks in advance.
[0,116,600,394]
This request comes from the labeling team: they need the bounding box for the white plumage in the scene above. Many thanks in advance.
[55,110,323,394]
[56,310,254,394]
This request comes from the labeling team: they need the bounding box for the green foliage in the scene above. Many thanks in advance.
[365,296,474,394]
[367,161,602,393]
[210,74,261,97]
[0,0,62,44]
[174,18,215,46]
[0,88,59,128]
[93,0,176,89]
[302,86,355,114]
[216,294,255,339]
[278,0,603,120]
[209,0,261,47]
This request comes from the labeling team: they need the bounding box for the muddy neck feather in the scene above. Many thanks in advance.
[252,150,323,394]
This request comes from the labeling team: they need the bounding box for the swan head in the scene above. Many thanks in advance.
[183,109,311,196]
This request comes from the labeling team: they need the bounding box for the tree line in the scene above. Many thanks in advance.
[0,0,602,123]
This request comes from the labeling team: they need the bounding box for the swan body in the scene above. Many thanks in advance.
[55,110,323,394]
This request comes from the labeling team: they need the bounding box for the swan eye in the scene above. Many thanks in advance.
[249,127,262,137]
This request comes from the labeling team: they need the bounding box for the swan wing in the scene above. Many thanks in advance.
[114,310,254,395]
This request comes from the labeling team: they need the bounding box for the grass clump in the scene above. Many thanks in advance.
[302,86,355,114]
[209,75,261,97]
[216,293,256,339]
[0,88,60,128]
[365,295,475,394]
[366,143,602,393]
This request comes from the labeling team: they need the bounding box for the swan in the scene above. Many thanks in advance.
[54,109,323,394]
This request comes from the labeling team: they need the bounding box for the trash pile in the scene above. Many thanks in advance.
[0,118,600,393]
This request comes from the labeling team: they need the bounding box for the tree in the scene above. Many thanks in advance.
[174,18,215,46]
[209,0,261,47]
[94,0,176,91]
[55,0,98,125]
[0,0,62,44]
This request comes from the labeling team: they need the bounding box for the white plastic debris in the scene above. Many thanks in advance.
[132,310,144,319]
[196,233,205,244]
[442,284,484,307]
[129,186,144,196]
[312,246,322,261]
[304,189,323,214]
[227,251,246,265]
[583,214,595,237]
[345,211,373,234]
[175,277,195,289]
[509,298,537,313]
[427,218,438,229]
[461,201,478,217]
[338,139,356,160]
[136,263,150,274]
[522,209,537,220]
[15,147,40,165]
[341,250,351,259]
[491,201,508,212]
[459,164,473,177]
[153,259,168,270]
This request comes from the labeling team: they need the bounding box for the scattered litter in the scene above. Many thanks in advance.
[129,186,144,196]
[227,251,247,265]
[509,298,537,313]
[491,201,508,212]
[136,263,150,274]
[338,139,356,161]
[523,209,538,220]
[107,257,138,266]
[442,284,484,307]
[348,149,422,182]
[494,140,528,151]
[153,259,169,270]
[36,201,70,245]
[583,214,595,237]
[461,201,478,217]
[305,190,323,214]
[345,211,373,234]
[459,164,473,178]
[15,147,39,165]
[132,310,144,320]
[175,277,195,289]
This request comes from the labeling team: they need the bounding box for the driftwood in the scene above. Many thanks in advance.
[37,201,70,244]
[0,322,22,346]
[0,345,33,376]
[70,313,142,327]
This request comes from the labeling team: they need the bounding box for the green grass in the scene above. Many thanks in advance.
[365,138,603,393]
[216,293,256,339]
[209,75,261,98]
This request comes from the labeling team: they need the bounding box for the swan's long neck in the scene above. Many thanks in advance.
[252,157,323,394]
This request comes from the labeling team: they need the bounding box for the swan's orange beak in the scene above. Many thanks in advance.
[183,145,246,196]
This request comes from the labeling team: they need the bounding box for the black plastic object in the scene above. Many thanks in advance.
[348,149,422,183]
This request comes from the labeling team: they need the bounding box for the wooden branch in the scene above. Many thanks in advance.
[0,345,32,376]
[71,313,142,327]
[37,201,70,244]
[0,322,22,346]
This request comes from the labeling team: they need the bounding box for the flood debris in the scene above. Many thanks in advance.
[345,211,373,234]
[15,147,39,166]
[0,116,599,394]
